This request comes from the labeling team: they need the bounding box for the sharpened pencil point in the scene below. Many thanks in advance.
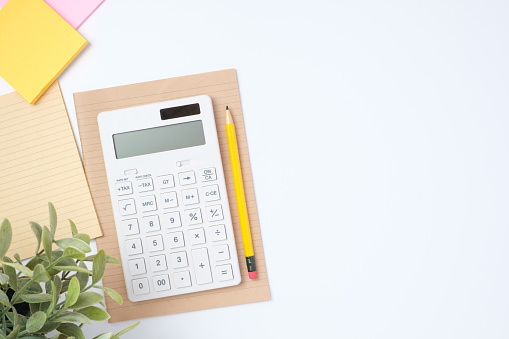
[226,105,229,110]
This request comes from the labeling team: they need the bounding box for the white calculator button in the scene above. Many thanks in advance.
[138,195,157,212]
[170,251,188,268]
[121,219,139,236]
[163,211,182,228]
[185,208,202,225]
[215,264,234,281]
[178,171,196,186]
[191,248,213,285]
[125,238,143,255]
[209,225,227,241]
[182,188,199,205]
[115,182,133,196]
[149,254,168,272]
[199,168,217,182]
[132,278,150,295]
[168,231,185,249]
[203,185,220,202]
[128,258,146,276]
[141,215,161,233]
[188,228,206,245]
[161,192,178,209]
[206,205,224,222]
[212,244,230,261]
[157,174,175,189]
[119,199,136,216]
[153,274,171,292]
[147,234,164,252]
[137,178,154,192]
[174,271,192,288]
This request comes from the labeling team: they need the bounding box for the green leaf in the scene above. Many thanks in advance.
[76,262,89,291]
[55,238,91,253]
[77,306,110,321]
[0,261,33,278]
[47,281,57,315]
[19,277,43,294]
[21,293,53,303]
[57,323,85,339]
[54,266,92,274]
[6,325,20,339]
[27,311,47,333]
[33,264,50,283]
[13,253,22,264]
[92,250,106,285]
[52,311,91,324]
[73,233,90,245]
[49,202,57,238]
[69,219,78,236]
[62,247,86,260]
[0,219,12,259]
[42,226,53,263]
[30,222,43,253]
[69,292,104,310]
[93,333,114,339]
[64,277,80,308]
[95,286,123,305]
[115,321,140,337]
[36,322,61,334]
[2,258,17,290]
[0,289,10,307]
[53,275,62,296]
[83,255,120,265]
[0,272,9,284]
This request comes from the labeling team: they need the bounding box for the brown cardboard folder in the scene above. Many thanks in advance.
[73,69,270,322]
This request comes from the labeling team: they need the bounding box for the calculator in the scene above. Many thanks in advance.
[97,95,241,302]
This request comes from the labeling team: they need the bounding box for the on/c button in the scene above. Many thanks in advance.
[124,169,138,175]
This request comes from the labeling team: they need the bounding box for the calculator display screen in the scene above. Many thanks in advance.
[112,120,205,159]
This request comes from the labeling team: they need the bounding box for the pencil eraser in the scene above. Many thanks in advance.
[248,271,257,279]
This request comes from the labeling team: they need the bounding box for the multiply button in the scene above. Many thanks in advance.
[119,199,136,216]
[137,178,153,192]
[115,182,133,196]
[188,228,206,245]
[182,188,199,205]
[203,185,220,202]
[200,168,217,182]
[178,171,196,186]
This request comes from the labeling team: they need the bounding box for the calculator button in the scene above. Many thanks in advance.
[141,215,161,233]
[138,195,157,212]
[199,168,217,182]
[178,171,196,186]
[147,234,164,252]
[163,211,182,228]
[215,264,234,281]
[191,248,213,285]
[185,208,202,225]
[209,225,227,241]
[212,244,230,261]
[206,205,224,222]
[168,231,185,248]
[161,192,178,209]
[128,258,146,276]
[119,199,136,216]
[182,188,199,205]
[188,228,206,245]
[153,274,171,292]
[124,169,138,175]
[132,278,150,295]
[174,271,192,288]
[203,185,220,202]
[121,219,139,236]
[125,238,143,255]
[115,182,133,195]
[149,254,168,272]
[137,178,154,192]
[157,174,175,189]
[170,251,188,268]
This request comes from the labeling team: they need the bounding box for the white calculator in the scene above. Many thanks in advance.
[97,95,241,302]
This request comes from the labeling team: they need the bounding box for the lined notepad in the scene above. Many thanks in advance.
[73,69,270,322]
[0,82,102,260]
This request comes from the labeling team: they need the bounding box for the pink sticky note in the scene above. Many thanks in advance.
[0,0,104,29]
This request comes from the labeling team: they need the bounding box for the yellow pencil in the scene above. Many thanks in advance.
[225,106,257,279]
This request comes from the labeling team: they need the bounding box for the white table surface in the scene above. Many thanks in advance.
[1,0,509,338]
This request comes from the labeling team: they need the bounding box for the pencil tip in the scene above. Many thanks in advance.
[226,105,229,110]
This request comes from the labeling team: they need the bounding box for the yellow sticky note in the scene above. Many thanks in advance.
[0,0,87,104]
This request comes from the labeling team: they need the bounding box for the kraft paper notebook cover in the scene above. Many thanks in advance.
[73,69,270,322]
[0,0,88,104]
[0,81,102,260]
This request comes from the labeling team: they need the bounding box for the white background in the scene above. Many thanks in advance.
[1,0,509,338]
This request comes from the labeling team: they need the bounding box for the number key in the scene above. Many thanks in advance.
[168,231,185,249]
[142,215,160,233]
[153,274,171,292]
[149,254,167,272]
[170,251,188,268]
[121,219,139,235]
[128,258,146,276]
[125,238,143,255]
[163,211,181,228]
[147,234,164,252]
[132,278,150,295]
